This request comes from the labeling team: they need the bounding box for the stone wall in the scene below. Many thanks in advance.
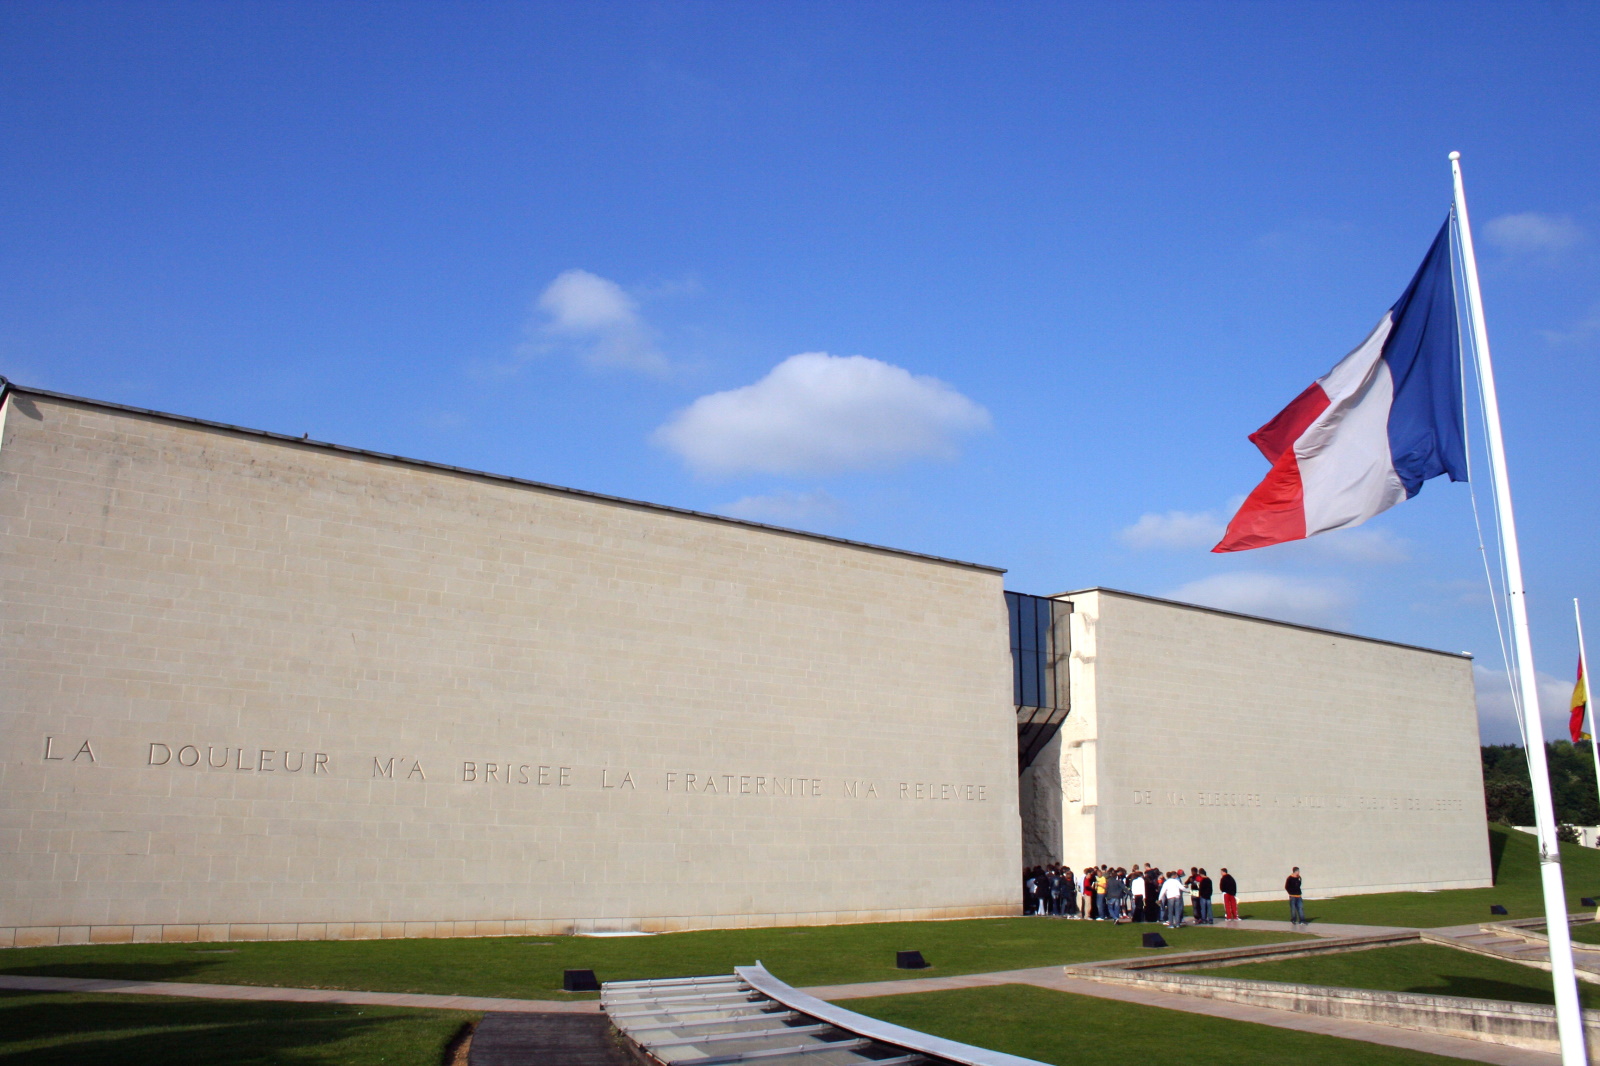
[0,390,1022,946]
[1024,588,1490,900]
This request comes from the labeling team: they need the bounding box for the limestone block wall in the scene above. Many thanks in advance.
[1027,588,1490,900]
[0,389,1022,947]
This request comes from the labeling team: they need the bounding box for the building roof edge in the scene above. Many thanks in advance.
[1051,585,1473,659]
[6,383,1006,575]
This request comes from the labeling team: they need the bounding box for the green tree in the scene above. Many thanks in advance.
[1482,743,1600,826]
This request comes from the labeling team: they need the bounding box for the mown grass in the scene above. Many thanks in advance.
[1571,922,1600,944]
[1177,941,1598,1008]
[0,918,1299,1000]
[845,983,1470,1066]
[0,990,472,1065]
[1239,824,1600,928]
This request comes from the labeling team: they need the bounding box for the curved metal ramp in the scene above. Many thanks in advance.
[603,963,1047,1066]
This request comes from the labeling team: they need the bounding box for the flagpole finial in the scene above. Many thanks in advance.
[1449,151,1461,161]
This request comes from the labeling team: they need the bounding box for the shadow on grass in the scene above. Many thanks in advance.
[0,991,462,1065]
[1404,973,1557,1007]
[1489,825,1508,883]
[4,994,375,1061]
[0,960,214,982]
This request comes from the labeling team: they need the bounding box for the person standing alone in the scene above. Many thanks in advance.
[1219,868,1239,922]
[1285,867,1306,926]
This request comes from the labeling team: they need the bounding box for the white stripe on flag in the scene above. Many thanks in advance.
[1298,312,1408,536]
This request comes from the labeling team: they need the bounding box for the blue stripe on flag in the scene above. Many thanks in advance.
[1383,218,1468,498]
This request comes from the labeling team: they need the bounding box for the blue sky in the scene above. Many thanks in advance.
[3,1,1596,743]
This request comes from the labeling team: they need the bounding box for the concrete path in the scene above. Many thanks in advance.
[0,972,601,1014]
[470,1013,628,1066]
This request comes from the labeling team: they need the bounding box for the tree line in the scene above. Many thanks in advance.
[1482,742,1600,829]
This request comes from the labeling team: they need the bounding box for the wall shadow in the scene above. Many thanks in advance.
[0,960,213,983]
[0,990,460,1065]
[1489,826,1508,884]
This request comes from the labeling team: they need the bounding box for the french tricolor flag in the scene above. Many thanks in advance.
[1214,220,1469,552]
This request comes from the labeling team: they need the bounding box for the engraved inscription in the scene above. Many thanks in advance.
[147,742,328,774]
[461,761,570,785]
[50,736,996,806]
[41,737,94,763]
[897,781,987,801]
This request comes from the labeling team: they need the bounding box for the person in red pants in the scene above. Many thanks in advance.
[1219,868,1239,922]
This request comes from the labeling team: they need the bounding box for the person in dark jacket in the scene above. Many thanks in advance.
[1285,867,1306,925]
[1196,869,1214,924]
[1103,867,1126,922]
[1219,868,1239,922]
[1046,866,1065,916]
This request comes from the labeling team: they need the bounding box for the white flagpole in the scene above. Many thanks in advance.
[1453,151,1589,1065]
[1579,600,1599,831]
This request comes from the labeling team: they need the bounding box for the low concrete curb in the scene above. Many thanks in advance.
[1420,927,1600,985]
[1061,966,1600,1055]
[1082,931,1418,972]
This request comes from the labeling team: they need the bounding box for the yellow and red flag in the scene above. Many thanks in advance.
[1571,659,1590,743]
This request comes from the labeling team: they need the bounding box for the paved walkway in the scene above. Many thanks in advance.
[470,1013,628,1066]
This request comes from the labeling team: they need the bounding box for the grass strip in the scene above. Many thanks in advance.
[0,918,1298,999]
[1239,824,1600,928]
[1176,941,1600,1008]
[844,983,1470,1066]
[0,988,473,1065]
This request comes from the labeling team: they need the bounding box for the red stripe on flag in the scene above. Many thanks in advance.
[1571,658,1588,744]
[1249,382,1331,463]
[1213,383,1330,553]
[1213,451,1310,552]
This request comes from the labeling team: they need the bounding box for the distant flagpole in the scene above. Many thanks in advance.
[1452,151,1589,1066]
[1579,600,1599,834]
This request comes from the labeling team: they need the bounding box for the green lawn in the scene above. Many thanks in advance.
[0,990,472,1065]
[1571,923,1600,944]
[844,983,1471,1066]
[0,918,1298,999]
[1239,824,1600,928]
[1176,941,1595,1008]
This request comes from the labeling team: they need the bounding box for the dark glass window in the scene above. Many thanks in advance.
[1005,591,1069,772]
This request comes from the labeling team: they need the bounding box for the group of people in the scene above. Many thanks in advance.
[1021,864,1243,926]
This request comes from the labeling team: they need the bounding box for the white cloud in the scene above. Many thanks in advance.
[1484,213,1584,257]
[1168,572,1353,628]
[422,411,465,431]
[1541,305,1600,348]
[1290,526,1411,564]
[1474,664,1577,746]
[532,269,669,374]
[1119,508,1408,563]
[653,352,991,478]
[721,489,844,526]
[1413,579,1491,613]
[1120,511,1225,551]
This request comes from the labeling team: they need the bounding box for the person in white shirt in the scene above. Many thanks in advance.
[1129,869,1145,924]
[1159,871,1184,928]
